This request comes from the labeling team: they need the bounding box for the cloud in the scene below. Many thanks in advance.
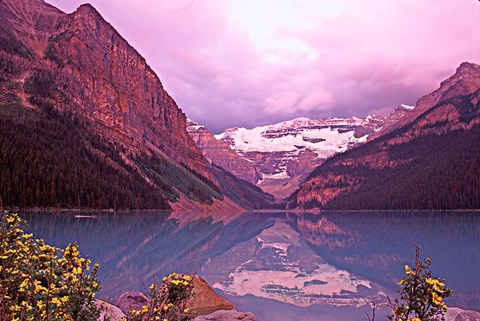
[46,0,480,133]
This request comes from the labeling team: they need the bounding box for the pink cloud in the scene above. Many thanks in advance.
[45,0,480,133]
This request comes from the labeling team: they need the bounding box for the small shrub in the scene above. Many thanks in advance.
[0,212,100,321]
[126,272,194,321]
[388,247,453,321]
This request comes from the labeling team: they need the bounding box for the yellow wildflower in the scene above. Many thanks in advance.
[51,297,61,305]
[432,292,444,305]
[37,300,45,310]
[19,278,29,290]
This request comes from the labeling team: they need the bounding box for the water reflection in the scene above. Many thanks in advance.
[21,211,480,313]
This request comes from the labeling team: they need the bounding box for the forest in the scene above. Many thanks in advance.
[0,98,176,209]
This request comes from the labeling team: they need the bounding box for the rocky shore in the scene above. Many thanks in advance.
[96,276,258,321]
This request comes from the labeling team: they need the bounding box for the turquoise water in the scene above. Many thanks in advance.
[21,210,480,318]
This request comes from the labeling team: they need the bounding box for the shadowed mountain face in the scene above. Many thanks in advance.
[0,0,275,210]
[288,62,480,210]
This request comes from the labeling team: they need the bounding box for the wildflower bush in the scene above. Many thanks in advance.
[126,272,194,321]
[388,247,453,321]
[0,212,100,321]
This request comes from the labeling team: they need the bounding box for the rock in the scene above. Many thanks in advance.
[113,276,235,317]
[114,291,149,314]
[445,307,480,321]
[193,309,258,321]
[191,276,234,316]
[95,300,125,321]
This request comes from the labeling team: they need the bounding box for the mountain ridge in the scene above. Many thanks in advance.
[188,114,388,200]
[287,61,480,210]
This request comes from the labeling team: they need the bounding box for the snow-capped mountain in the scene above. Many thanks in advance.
[216,117,374,156]
[213,115,385,199]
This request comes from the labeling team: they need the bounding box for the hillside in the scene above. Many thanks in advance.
[0,0,274,210]
[287,62,480,210]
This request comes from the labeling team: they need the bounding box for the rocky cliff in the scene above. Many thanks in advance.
[187,120,258,184]
[0,0,254,210]
[288,62,480,210]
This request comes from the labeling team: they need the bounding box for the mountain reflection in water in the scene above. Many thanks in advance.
[22,211,480,319]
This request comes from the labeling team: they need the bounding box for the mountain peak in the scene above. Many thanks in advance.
[457,61,480,72]
[74,3,102,17]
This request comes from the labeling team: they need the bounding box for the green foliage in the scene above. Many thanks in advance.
[0,101,171,210]
[135,152,223,205]
[209,164,276,210]
[0,212,100,320]
[23,68,57,98]
[126,272,194,321]
[388,248,453,321]
[296,124,480,210]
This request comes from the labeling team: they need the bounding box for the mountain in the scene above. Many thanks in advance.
[209,116,385,200]
[287,62,480,210]
[186,120,276,209]
[187,120,258,184]
[0,0,272,210]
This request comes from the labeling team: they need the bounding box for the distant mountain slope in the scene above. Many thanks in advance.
[209,165,277,210]
[187,120,258,184]
[0,0,274,210]
[287,62,480,210]
[188,115,385,200]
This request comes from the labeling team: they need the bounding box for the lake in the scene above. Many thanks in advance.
[21,210,480,321]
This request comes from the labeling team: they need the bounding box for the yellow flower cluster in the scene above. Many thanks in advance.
[426,278,445,293]
[427,278,448,309]
[0,212,101,321]
[388,249,452,321]
[125,272,194,321]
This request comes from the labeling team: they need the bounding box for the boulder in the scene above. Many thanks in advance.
[191,276,234,316]
[112,276,243,318]
[193,309,258,321]
[445,307,480,321]
[95,300,125,321]
[114,290,149,314]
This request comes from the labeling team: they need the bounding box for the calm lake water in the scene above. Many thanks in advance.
[21,210,480,321]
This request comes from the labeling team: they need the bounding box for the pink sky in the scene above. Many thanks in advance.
[45,0,479,133]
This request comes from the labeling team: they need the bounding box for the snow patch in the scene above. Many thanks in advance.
[400,104,416,110]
